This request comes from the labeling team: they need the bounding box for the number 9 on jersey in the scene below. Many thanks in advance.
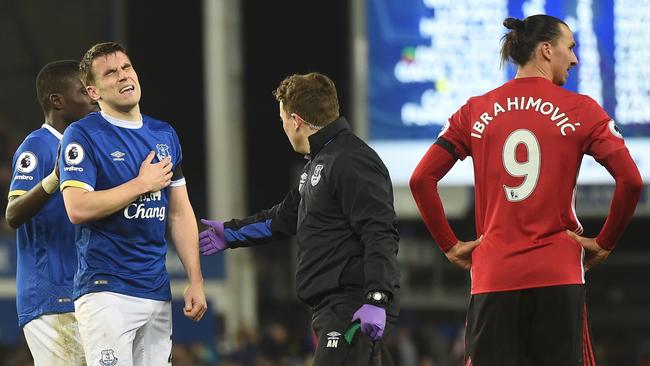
[502,129,540,202]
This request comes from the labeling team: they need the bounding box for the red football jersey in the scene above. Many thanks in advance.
[440,77,628,294]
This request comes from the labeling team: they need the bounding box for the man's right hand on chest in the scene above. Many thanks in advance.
[137,151,173,192]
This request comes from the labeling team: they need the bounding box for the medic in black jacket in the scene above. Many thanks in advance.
[199,72,400,365]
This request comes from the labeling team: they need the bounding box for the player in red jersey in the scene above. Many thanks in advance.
[410,14,642,366]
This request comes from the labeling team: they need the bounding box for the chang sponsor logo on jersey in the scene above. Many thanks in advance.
[16,151,37,173]
[138,191,162,202]
[123,191,166,221]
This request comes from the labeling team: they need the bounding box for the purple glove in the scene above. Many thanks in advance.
[352,304,386,341]
[199,219,228,255]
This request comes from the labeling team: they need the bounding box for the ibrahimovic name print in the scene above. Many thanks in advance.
[470,97,582,139]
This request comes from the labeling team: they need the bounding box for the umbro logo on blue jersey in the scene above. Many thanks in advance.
[111,151,125,161]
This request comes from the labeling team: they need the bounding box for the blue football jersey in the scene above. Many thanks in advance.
[8,124,77,327]
[59,111,185,301]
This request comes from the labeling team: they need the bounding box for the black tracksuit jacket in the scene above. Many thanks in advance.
[223,117,400,317]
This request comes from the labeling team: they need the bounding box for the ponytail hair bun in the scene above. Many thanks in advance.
[503,17,525,31]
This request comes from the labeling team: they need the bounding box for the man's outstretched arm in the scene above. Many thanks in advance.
[199,187,300,255]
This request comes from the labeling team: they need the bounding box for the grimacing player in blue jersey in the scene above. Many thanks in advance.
[59,42,207,366]
[6,60,97,365]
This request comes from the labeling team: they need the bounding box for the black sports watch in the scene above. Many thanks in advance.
[366,290,390,306]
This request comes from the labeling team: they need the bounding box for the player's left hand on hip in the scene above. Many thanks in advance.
[352,304,386,341]
[183,281,208,322]
[566,230,611,271]
[445,235,483,270]
[199,219,228,255]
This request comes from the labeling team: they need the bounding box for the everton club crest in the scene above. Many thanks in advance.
[156,143,171,161]
[99,349,118,366]
[311,164,323,186]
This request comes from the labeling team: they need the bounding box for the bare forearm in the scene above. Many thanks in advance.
[5,186,51,229]
[170,206,203,283]
[62,178,148,224]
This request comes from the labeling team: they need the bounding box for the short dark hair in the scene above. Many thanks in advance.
[35,60,81,113]
[80,42,128,87]
[273,72,340,127]
[500,15,567,67]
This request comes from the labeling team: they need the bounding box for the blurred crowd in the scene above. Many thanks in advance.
[0,319,468,366]
[0,117,20,233]
[4,321,650,366]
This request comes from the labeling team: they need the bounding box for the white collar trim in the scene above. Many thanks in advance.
[101,111,143,129]
[42,123,63,140]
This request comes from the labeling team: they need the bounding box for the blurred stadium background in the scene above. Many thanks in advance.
[0,0,648,365]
